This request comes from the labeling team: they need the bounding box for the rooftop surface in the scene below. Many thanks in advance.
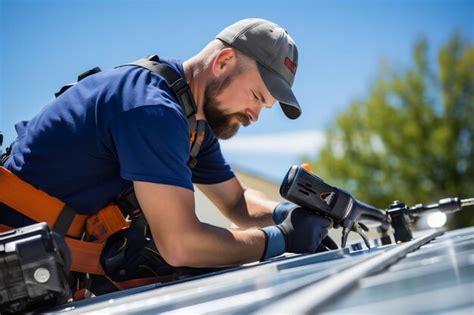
[52,226,474,314]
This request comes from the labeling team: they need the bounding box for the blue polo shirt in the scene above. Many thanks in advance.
[1,58,235,228]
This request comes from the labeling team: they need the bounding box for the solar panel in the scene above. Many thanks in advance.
[53,227,474,314]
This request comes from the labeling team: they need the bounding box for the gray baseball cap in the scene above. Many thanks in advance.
[216,18,301,119]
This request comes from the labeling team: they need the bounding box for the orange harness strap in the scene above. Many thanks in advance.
[0,166,128,241]
[0,223,105,275]
[0,167,87,238]
[0,166,130,275]
[0,224,11,233]
[86,204,129,242]
[65,238,105,275]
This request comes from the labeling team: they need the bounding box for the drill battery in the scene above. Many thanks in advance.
[0,222,72,313]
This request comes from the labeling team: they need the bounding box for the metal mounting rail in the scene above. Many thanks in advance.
[259,229,443,314]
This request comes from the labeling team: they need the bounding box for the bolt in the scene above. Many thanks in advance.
[34,267,50,283]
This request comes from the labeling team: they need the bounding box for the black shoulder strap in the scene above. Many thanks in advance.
[121,55,204,168]
[53,55,204,168]
[126,55,198,132]
[55,67,102,98]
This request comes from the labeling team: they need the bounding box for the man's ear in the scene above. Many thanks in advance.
[211,48,237,77]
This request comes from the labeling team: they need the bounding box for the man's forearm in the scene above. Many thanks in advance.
[229,187,278,228]
[135,181,275,268]
[161,222,267,267]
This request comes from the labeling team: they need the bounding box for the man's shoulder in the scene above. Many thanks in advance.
[88,58,185,117]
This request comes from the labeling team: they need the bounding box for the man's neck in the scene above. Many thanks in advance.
[183,57,207,121]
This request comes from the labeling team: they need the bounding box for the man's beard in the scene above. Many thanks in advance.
[203,74,250,140]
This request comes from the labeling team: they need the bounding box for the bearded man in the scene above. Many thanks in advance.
[0,19,332,291]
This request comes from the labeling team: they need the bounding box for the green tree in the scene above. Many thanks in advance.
[307,34,474,228]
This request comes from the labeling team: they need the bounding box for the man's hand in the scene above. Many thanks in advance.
[279,208,332,253]
[261,207,332,260]
[273,202,338,252]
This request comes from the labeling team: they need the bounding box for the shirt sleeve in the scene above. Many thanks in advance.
[110,104,194,191]
[191,124,235,185]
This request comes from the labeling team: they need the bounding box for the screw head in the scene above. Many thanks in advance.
[34,267,50,283]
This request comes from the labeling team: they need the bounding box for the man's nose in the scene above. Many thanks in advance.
[247,107,261,122]
[247,100,267,122]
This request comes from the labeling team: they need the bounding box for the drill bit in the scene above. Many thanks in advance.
[341,227,350,248]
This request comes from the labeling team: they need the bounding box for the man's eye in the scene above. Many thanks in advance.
[252,92,259,100]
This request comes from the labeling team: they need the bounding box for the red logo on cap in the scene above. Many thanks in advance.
[284,57,297,74]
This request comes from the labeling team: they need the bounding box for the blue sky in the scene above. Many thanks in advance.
[1,0,473,182]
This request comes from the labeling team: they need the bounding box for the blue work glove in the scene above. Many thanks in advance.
[273,202,338,253]
[260,207,332,260]
[272,201,297,224]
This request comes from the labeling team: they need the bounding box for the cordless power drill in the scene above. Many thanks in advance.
[280,164,390,248]
[280,164,474,248]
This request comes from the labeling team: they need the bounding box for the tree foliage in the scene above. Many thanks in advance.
[307,34,474,228]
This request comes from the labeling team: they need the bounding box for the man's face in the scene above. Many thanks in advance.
[203,59,276,140]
